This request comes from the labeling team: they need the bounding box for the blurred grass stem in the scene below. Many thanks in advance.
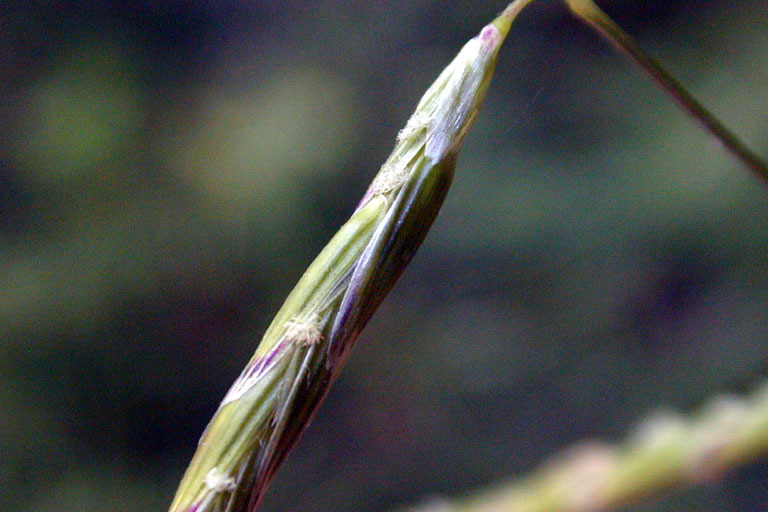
[400,382,768,512]
[564,0,768,184]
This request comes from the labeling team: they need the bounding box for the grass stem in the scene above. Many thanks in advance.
[564,0,768,184]
[398,382,768,512]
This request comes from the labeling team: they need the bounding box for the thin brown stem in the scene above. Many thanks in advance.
[564,0,768,184]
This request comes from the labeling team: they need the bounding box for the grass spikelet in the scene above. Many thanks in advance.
[168,5,528,512]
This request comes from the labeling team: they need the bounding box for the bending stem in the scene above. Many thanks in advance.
[565,0,768,184]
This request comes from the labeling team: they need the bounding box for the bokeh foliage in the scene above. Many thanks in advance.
[1,1,767,511]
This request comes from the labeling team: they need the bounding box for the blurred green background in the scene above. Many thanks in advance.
[2,1,768,511]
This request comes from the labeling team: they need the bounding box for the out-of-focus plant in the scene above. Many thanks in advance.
[400,381,768,512]
[564,0,768,183]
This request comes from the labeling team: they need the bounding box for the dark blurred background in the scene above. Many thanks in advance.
[2,1,767,511]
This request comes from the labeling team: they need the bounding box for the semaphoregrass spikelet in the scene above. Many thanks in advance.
[169,4,527,512]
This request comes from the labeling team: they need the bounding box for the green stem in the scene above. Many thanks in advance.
[399,382,768,512]
[564,0,768,184]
